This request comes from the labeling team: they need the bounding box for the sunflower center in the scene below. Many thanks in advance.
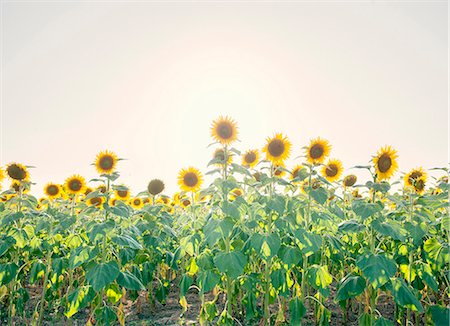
[99,155,114,170]
[90,197,102,206]
[214,150,226,162]
[183,199,191,206]
[326,164,338,177]
[217,123,233,140]
[378,154,392,173]
[117,190,128,198]
[309,144,324,160]
[414,179,425,191]
[47,185,59,196]
[69,179,82,191]
[408,171,422,184]
[183,172,199,187]
[7,164,26,180]
[245,152,256,164]
[344,175,357,187]
[268,139,285,157]
[134,199,141,205]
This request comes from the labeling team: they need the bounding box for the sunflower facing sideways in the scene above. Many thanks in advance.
[291,165,306,183]
[263,133,292,164]
[212,148,233,166]
[87,196,105,208]
[343,174,357,188]
[178,167,203,193]
[95,150,118,175]
[404,167,427,195]
[373,146,398,181]
[44,183,62,200]
[211,116,238,145]
[305,138,331,165]
[6,163,29,181]
[64,175,87,195]
[115,186,131,201]
[321,159,343,182]
[242,149,259,168]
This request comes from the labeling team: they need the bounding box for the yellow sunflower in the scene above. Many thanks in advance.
[180,198,191,208]
[213,148,233,166]
[148,179,165,196]
[115,186,130,200]
[229,188,243,201]
[178,167,203,192]
[373,146,398,181]
[305,138,331,164]
[343,175,357,188]
[0,167,4,183]
[44,183,62,199]
[109,197,117,206]
[404,168,427,195]
[272,162,286,178]
[84,187,94,196]
[95,150,118,175]
[291,165,305,182]
[210,116,238,145]
[87,196,105,208]
[97,185,107,194]
[130,197,144,209]
[6,163,29,181]
[301,178,321,194]
[64,175,87,195]
[263,133,291,164]
[242,150,259,168]
[321,159,343,182]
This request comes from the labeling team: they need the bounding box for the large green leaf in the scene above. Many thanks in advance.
[371,219,406,242]
[65,286,95,318]
[352,200,383,220]
[117,271,145,291]
[279,245,302,267]
[0,263,18,285]
[307,265,332,297]
[250,233,280,258]
[294,229,322,257]
[85,261,120,292]
[387,278,423,313]
[112,234,143,250]
[309,187,328,205]
[424,238,449,269]
[198,270,220,294]
[356,254,396,289]
[338,220,365,233]
[335,275,366,301]
[429,305,450,325]
[213,251,247,279]
[289,297,306,326]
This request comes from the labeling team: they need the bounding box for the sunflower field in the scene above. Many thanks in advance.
[0,117,448,326]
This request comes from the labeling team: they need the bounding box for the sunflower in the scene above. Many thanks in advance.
[242,150,259,168]
[301,178,321,194]
[404,168,427,195]
[148,179,165,196]
[210,116,238,145]
[272,163,286,178]
[87,196,105,208]
[115,186,130,200]
[343,175,357,188]
[305,138,331,164]
[229,188,243,201]
[95,150,118,175]
[84,187,94,196]
[109,197,117,206]
[291,165,305,182]
[178,167,203,192]
[96,185,107,194]
[263,133,291,164]
[321,159,343,182]
[64,175,87,195]
[130,197,144,209]
[212,148,233,166]
[0,167,4,183]
[180,198,191,208]
[6,163,29,181]
[373,146,398,181]
[44,183,62,199]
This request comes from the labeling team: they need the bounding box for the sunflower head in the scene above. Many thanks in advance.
[0,167,4,183]
[87,196,105,208]
[404,167,427,195]
[65,175,87,195]
[272,163,286,178]
[343,175,357,188]
[115,186,130,200]
[229,188,243,201]
[211,116,238,145]
[291,165,305,182]
[95,150,118,175]
[305,138,331,164]
[263,133,292,164]
[84,187,94,196]
[242,150,259,168]
[321,159,343,182]
[6,163,29,181]
[44,183,62,199]
[97,185,107,194]
[213,148,233,166]
[180,198,191,208]
[178,167,203,192]
[130,197,143,209]
[148,179,165,196]
[373,146,398,181]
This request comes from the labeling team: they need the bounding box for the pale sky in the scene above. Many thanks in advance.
[1,1,448,197]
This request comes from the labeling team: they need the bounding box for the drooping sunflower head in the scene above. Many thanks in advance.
[404,167,427,194]
[305,138,331,164]
[213,148,233,166]
[321,159,343,182]
[211,116,238,145]
[148,179,165,196]
[343,175,357,188]
[291,165,305,182]
[115,186,130,200]
[242,150,259,168]
[178,167,203,192]
[263,133,292,164]
[272,162,286,178]
[87,196,105,208]
[373,146,398,181]
[44,183,62,199]
[95,150,118,175]
[65,175,86,195]
[130,197,144,209]
[6,163,29,181]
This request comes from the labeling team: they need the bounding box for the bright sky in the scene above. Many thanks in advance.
[1,1,448,197]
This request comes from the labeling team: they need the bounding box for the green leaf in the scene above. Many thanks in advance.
[352,200,383,220]
[429,305,450,325]
[65,286,95,318]
[112,234,143,250]
[250,233,281,258]
[117,271,145,291]
[198,270,220,294]
[356,254,396,289]
[307,265,332,291]
[221,201,240,220]
[1,212,24,227]
[374,317,394,326]
[279,245,302,267]
[289,297,306,325]
[424,238,449,269]
[309,187,328,205]
[179,274,193,297]
[213,251,247,279]
[387,278,423,313]
[219,217,235,239]
[0,263,18,285]
[0,236,16,257]
[335,275,366,301]
[338,220,365,233]
[85,261,120,292]
[371,219,406,242]
[294,229,322,257]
